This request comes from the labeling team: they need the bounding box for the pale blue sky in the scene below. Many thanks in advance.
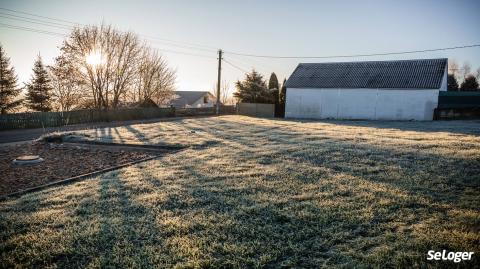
[0,0,479,92]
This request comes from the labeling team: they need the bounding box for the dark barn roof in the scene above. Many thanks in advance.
[171,91,211,108]
[285,58,447,89]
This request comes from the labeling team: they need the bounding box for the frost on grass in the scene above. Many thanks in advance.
[1,116,479,268]
[70,121,222,148]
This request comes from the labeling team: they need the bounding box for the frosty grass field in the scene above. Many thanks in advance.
[1,115,479,268]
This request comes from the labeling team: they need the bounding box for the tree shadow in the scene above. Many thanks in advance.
[152,138,479,267]
[150,156,396,267]
[60,165,182,267]
[1,116,478,268]
[185,117,480,211]
[124,125,150,144]
[112,127,126,144]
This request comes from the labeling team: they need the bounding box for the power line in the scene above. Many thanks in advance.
[0,13,73,30]
[143,39,216,53]
[0,7,218,52]
[141,34,217,51]
[0,14,215,52]
[226,54,273,72]
[0,11,74,28]
[223,58,250,73]
[3,7,480,65]
[223,58,274,92]
[226,54,292,80]
[0,23,67,37]
[0,22,214,58]
[0,7,79,25]
[152,47,215,58]
[6,6,480,61]
[224,44,480,59]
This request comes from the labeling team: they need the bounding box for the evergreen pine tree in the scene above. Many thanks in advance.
[268,72,279,104]
[460,75,479,91]
[268,72,279,90]
[233,70,273,103]
[25,54,53,112]
[276,78,287,117]
[447,74,459,91]
[279,78,287,105]
[0,45,22,114]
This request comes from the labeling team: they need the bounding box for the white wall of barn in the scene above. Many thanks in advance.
[285,88,440,120]
[440,67,448,91]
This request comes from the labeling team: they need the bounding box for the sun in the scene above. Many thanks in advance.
[85,51,104,66]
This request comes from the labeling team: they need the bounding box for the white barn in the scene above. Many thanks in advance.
[284,58,448,121]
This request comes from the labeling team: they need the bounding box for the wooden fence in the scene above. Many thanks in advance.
[237,103,275,118]
[176,105,236,116]
[434,91,480,120]
[0,107,175,130]
[0,105,237,130]
[437,91,480,109]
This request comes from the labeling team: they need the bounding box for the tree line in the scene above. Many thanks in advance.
[233,70,286,106]
[447,60,480,91]
[0,24,176,115]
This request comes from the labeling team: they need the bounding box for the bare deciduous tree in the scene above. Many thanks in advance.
[211,80,232,105]
[110,31,142,108]
[135,47,176,105]
[60,24,143,110]
[448,59,459,75]
[61,25,108,109]
[461,62,471,79]
[49,54,86,111]
[49,24,176,110]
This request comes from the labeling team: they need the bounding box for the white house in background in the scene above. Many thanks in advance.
[284,58,448,121]
[170,91,217,108]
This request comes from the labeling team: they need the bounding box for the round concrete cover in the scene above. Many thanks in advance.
[13,155,44,165]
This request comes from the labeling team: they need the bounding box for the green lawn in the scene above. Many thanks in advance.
[1,116,479,268]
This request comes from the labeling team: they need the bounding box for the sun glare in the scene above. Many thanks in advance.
[85,51,104,67]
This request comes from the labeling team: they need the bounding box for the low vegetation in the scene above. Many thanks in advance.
[0,116,479,267]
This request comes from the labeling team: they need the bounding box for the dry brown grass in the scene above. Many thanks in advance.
[0,115,479,268]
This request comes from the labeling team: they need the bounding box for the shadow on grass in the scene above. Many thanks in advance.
[63,167,179,267]
[124,125,150,144]
[185,118,480,211]
[112,127,126,144]
[1,117,478,268]
[274,117,480,136]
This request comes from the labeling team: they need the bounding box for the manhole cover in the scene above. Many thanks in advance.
[12,155,44,165]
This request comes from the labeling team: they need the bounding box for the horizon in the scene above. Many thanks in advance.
[1,0,480,94]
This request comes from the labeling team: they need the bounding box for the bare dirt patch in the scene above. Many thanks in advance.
[0,141,162,196]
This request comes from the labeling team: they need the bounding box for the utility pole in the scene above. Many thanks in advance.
[216,49,222,115]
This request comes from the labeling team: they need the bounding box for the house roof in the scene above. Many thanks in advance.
[285,58,447,89]
[171,91,212,107]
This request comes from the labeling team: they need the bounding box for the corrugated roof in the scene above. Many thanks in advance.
[285,58,447,89]
[171,91,211,108]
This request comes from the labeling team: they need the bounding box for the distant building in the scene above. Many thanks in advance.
[170,91,217,108]
[284,58,448,121]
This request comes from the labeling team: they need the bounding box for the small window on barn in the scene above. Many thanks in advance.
[204,95,208,103]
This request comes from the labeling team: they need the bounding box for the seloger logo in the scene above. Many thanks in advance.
[427,250,474,263]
